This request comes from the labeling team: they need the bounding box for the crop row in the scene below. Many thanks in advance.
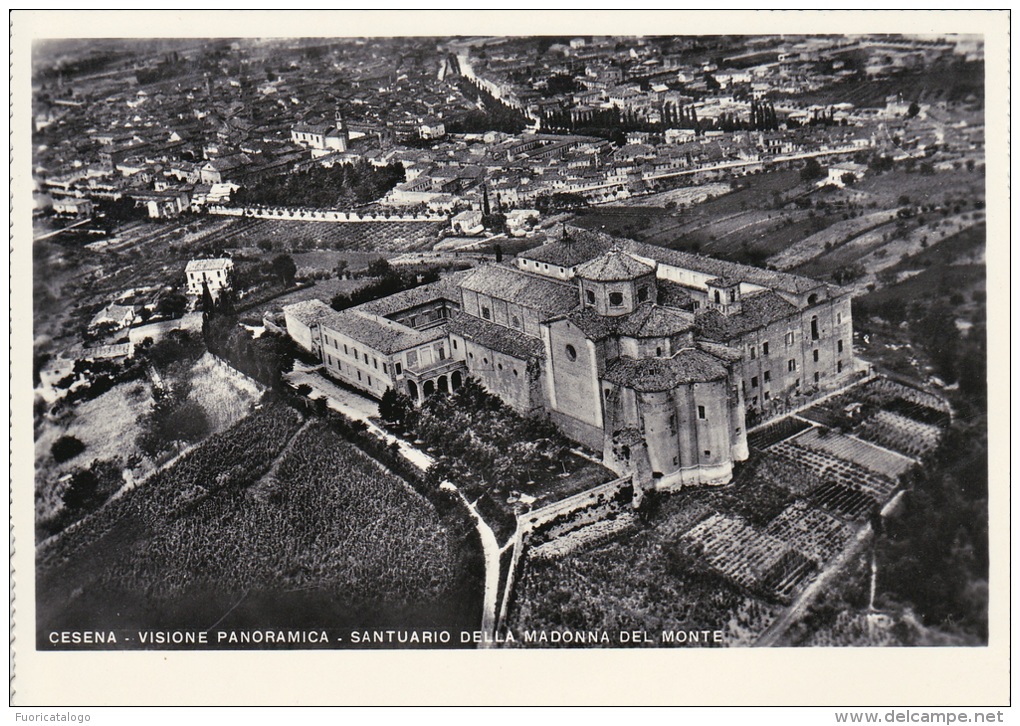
[765,501,856,566]
[678,512,816,603]
[767,442,898,503]
[855,410,942,459]
[793,428,915,479]
[39,401,304,573]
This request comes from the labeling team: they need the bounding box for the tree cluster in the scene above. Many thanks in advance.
[232,160,405,209]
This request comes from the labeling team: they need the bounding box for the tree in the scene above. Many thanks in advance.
[52,435,86,463]
[271,254,297,286]
[841,172,858,186]
[62,469,100,512]
[907,101,920,118]
[334,259,350,280]
[201,280,215,315]
[379,387,413,424]
[156,291,188,319]
[800,157,825,182]
[366,257,393,278]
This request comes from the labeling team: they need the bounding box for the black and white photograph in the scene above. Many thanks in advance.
[10,9,1010,708]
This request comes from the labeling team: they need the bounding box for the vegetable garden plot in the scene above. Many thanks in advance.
[748,416,813,451]
[764,501,856,566]
[792,427,916,479]
[855,410,942,459]
[809,481,876,521]
[856,378,952,426]
[678,513,816,604]
[207,218,447,253]
[768,442,899,503]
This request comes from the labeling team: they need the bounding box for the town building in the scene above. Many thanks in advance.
[290,110,351,153]
[285,227,856,492]
[185,258,234,298]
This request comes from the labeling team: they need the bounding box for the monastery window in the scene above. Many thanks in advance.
[788,359,797,372]
[383,363,388,374]
[837,312,842,324]
[374,358,379,369]
[762,342,769,356]
[513,370,519,377]
[656,347,662,356]
[609,292,624,307]
[409,316,417,327]
[368,376,372,386]
[808,293,819,305]
[364,353,369,364]
[704,450,711,457]
[811,316,819,341]
[565,344,577,361]
[586,290,596,305]
[749,346,756,360]
[730,290,736,303]
[714,291,721,304]
[352,348,358,359]
[697,405,706,419]
[327,354,333,366]
[452,339,458,350]
[438,346,446,361]
[468,352,474,360]
[785,331,795,346]
[764,391,770,401]
[763,370,771,383]
[795,378,800,388]
[357,371,362,381]
[814,372,820,383]
[395,362,402,375]
[344,344,349,355]
[483,357,489,365]
[694,301,700,310]
[638,286,649,302]
[673,456,679,466]
[497,363,503,371]
[751,376,759,389]
[837,339,844,353]
[482,306,491,320]
[813,349,819,363]
[837,360,843,373]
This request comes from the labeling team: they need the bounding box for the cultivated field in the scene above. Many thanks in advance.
[36,407,481,642]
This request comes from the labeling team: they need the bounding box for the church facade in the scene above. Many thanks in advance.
[284,227,855,490]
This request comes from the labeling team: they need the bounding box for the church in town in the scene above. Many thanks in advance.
[284,226,855,490]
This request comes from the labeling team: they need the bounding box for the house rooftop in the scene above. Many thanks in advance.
[458,264,578,319]
[575,249,656,282]
[603,348,730,392]
[447,310,544,361]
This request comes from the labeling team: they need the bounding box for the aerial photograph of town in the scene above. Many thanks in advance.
[29,31,988,652]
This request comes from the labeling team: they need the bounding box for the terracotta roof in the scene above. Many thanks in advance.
[458,264,578,319]
[657,280,695,310]
[284,299,445,355]
[615,304,695,338]
[575,249,656,282]
[566,301,696,342]
[524,225,826,296]
[695,290,801,342]
[447,310,544,361]
[186,257,233,273]
[603,349,729,391]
